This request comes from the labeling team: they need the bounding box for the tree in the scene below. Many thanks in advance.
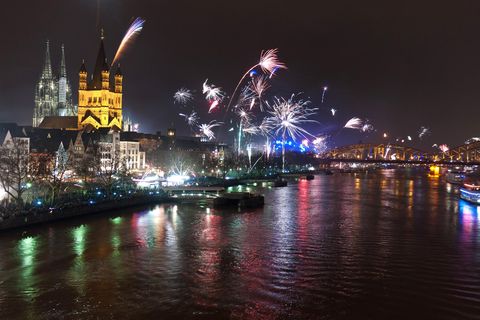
[39,142,73,205]
[0,138,32,208]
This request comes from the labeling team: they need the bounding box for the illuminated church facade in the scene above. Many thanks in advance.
[77,33,123,130]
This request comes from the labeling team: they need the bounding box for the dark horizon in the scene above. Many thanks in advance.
[1,0,480,150]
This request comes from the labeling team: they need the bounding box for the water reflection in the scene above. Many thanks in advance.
[0,170,480,319]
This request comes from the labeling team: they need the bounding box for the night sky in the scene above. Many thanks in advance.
[1,0,480,150]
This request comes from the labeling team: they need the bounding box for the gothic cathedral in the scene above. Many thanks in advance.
[33,41,74,127]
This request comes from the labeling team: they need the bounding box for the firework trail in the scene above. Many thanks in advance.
[344,117,363,130]
[112,17,145,66]
[226,49,287,113]
[269,66,280,79]
[198,121,223,140]
[321,86,328,103]
[407,136,412,141]
[179,111,198,127]
[330,108,336,116]
[173,88,193,105]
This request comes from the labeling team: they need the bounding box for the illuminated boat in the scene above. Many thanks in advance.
[459,176,480,204]
[445,170,465,185]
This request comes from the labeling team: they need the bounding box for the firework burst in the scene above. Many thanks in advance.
[174,88,193,105]
[179,111,198,126]
[330,108,337,116]
[202,79,225,101]
[198,120,223,140]
[362,122,374,132]
[226,49,287,113]
[344,117,363,130]
[266,94,318,140]
[265,94,317,171]
[236,107,253,125]
[313,135,329,153]
[112,17,145,66]
[438,144,449,153]
[258,49,287,75]
[243,125,260,135]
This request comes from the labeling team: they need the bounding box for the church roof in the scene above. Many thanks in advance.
[79,60,87,73]
[90,36,109,90]
[38,116,78,130]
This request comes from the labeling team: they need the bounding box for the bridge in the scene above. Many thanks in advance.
[440,141,480,162]
[320,144,430,161]
[318,143,480,165]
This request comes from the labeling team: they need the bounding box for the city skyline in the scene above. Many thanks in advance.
[1,1,480,149]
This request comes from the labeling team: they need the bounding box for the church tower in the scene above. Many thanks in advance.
[33,40,58,127]
[57,44,74,117]
[77,32,123,130]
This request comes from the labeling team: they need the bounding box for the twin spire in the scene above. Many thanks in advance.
[41,40,67,80]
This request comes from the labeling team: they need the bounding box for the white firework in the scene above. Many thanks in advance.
[198,120,223,140]
[202,79,225,101]
[251,75,270,99]
[236,107,253,125]
[258,49,287,75]
[344,117,363,130]
[361,122,374,132]
[258,118,274,136]
[313,135,328,153]
[418,126,430,139]
[265,94,318,140]
[179,111,198,126]
[330,108,336,116]
[173,88,193,105]
[243,125,260,135]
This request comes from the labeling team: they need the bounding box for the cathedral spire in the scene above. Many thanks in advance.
[41,40,53,79]
[60,44,66,78]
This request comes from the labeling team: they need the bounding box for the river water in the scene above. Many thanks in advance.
[1,169,480,319]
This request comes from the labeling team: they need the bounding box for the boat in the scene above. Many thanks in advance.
[213,192,264,208]
[445,170,465,185]
[459,175,480,204]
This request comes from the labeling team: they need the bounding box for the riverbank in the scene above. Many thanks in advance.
[0,193,176,231]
